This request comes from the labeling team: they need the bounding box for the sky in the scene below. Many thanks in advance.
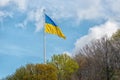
[0,0,120,79]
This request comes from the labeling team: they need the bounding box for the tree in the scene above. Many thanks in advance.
[6,64,57,80]
[74,36,120,80]
[111,29,120,80]
[49,53,79,80]
[112,29,120,41]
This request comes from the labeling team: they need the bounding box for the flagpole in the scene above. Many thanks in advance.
[43,9,46,64]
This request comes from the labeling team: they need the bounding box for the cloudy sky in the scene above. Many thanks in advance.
[0,0,120,78]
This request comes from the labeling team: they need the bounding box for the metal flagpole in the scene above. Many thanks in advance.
[43,9,46,64]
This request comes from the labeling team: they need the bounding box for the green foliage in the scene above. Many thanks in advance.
[112,29,120,40]
[6,64,57,80]
[49,53,79,80]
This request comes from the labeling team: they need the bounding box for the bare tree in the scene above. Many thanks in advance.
[74,36,120,80]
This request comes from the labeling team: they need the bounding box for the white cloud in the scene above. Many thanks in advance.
[1,0,120,32]
[24,0,120,31]
[0,0,27,10]
[0,0,10,7]
[0,11,5,17]
[1,0,120,20]
[0,11,13,18]
[0,11,13,29]
[16,23,26,29]
[76,0,105,20]
[77,5,105,20]
[74,20,120,53]
[105,0,120,14]
[12,0,27,10]
[16,8,44,32]
[25,0,107,20]
[34,8,44,32]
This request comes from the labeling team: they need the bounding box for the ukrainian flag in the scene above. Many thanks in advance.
[45,14,66,39]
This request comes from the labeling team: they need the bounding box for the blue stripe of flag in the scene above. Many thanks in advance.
[45,14,57,27]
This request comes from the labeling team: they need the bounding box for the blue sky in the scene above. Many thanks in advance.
[0,0,120,79]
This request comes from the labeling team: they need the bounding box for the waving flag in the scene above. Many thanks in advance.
[45,14,66,39]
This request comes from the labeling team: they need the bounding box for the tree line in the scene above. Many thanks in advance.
[73,29,120,80]
[4,54,79,80]
[3,29,120,80]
